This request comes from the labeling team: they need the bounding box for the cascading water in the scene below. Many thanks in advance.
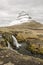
[2,34,22,50]
[12,35,22,48]
[7,41,13,50]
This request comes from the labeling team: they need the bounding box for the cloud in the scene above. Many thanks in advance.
[0,11,9,17]
[0,0,43,26]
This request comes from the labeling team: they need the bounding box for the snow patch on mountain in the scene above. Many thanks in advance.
[9,11,32,26]
[0,11,32,27]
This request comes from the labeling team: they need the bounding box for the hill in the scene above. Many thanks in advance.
[8,20,43,30]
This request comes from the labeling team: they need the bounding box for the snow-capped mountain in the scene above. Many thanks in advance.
[0,11,32,27]
[9,11,32,26]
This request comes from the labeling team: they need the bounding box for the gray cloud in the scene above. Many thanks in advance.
[0,0,43,25]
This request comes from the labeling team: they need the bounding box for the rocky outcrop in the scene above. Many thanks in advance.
[0,49,43,65]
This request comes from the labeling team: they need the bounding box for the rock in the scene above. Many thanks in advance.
[4,62,14,65]
[0,61,3,64]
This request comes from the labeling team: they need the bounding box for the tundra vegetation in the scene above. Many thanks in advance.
[0,21,43,65]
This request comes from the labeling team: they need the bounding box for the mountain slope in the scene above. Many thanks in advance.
[9,11,32,26]
[9,20,43,30]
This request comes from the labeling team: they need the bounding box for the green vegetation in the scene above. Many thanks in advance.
[26,39,43,55]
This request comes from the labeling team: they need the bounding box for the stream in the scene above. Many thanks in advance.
[0,34,43,59]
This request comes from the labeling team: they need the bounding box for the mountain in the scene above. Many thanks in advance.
[17,11,32,20]
[9,11,32,26]
[8,11,43,29]
[0,11,42,27]
[0,11,43,32]
[9,20,43,30]
[21,20,43,29]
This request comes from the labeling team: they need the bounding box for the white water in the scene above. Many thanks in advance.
[0,34,22,50]
[12,35,22,48]
[7,41,13,50]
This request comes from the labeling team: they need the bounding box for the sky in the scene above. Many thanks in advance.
[0,0,43,26]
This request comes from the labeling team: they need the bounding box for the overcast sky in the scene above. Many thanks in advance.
[0,0,43,26]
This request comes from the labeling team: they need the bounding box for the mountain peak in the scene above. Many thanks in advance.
[18,11,29,17]
[17,11,32,20]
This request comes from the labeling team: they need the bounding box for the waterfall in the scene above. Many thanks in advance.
[12,35,22,48]
[2,34,22,50]
[7,41,13,50]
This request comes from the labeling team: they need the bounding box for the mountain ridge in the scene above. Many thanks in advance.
[7,20,43,30]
